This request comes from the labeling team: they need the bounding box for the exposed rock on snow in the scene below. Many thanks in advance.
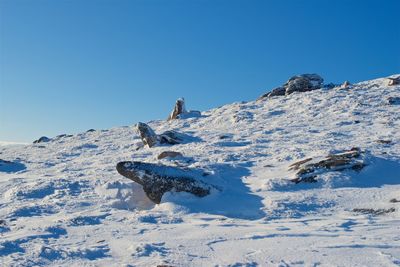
[137,122,158,148]
[168,98,187,120]
[387,77,400,86]
[339,80,352,89]
[167,98,201,120]
[259,73,324,99]
[289,148,365,184]
[33,136,51,143]
[353,207,395,215]
[157,151,183,160]
[116,161,212,203]
[159,130,184,145]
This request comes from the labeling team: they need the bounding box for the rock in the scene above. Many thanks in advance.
[157,151,183,160]
[376,139,392,144]
[86,129,96,133]
[285,74,323,94]
[116,161,212,203]
[339,81,351,89]
[168,98,187,120]
[353,208,395,215]
[33,136,51,143]
[159,130,184,145]
[387,96,400,105]
[137,122,158,148]
[388,77,400,86]
[259,73,324,99]
[167,98,201,120]
[289,148,365,184]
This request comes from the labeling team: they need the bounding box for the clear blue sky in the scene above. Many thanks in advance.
[1,0,399,142]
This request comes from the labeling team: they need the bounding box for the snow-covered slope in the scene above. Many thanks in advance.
[1,75,399,266]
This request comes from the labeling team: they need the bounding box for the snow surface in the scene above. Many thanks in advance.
[1,75,400,266]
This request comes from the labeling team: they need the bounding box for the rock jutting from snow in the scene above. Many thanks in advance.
[167,98,201,120]
[289,147,365,184]
[159,130,184,145]
[339,81,352,89]
[157,151,183,160]
[33,136,51,143]
[137,122,158,148]
[168,98,187,120]
[258,73,324,99]
[387,77,400,86]
[116,161,212,203]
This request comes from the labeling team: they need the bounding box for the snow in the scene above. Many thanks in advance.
[1,75,400,266]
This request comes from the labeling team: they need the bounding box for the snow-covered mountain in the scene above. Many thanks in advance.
[1,74,399,266]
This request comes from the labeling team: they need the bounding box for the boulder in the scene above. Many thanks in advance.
[33,136,51,143]
[116,161,212,203]
[137,122,158,148]
[157,151,183,160]
[168,98,187,120]
[159,130,184,145]
[388,77,400,86]
[167,98,201,120]
[339,81,351,89]
[259,73,324,99]
[289,148,365,184]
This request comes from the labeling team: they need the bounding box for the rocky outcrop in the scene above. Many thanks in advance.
[167,98,201,120]
[116,161,212,203]
[339,81,351,89]
[168,98,187,120]
[289,148,365,184]
[137,122,158,148]
[159,130,183,145]
[259,73,324,99]
[387,77,400,86]
[157,151,183,160]
[33,136,51,143]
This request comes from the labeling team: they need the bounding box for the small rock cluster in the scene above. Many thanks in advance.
[259,73,324,99]
[288,148,365,184]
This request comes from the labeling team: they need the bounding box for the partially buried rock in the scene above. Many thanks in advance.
[387,77,400,86]
[33,136,51,143]
[159,130,184,145]
[258,73,324,99]
[116,161,213,203]
[167,98,201,120]
[289,148,365,184]
[168,98,187,120]
[339,81,351,89]
[137,122,158,148]
[157,151,183,160]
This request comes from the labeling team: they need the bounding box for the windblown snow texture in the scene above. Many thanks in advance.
[0,75,399,266]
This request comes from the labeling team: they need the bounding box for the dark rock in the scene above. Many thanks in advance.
[389,198,400,203]
[116,161,213,204]
[285,74,323,94]
[339,81,351,89]
[168,98,187,120]
[86,129,96,133]
[387,97,400,105]
[157,151,183,160]
[137,122,158,148]
[353,207,395,215]
[376,139,392,144]
[33,136,51,143]
[159,130,184,145]
[259,73,324,100]
[387,77,400,86]
[289,148,365,184]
